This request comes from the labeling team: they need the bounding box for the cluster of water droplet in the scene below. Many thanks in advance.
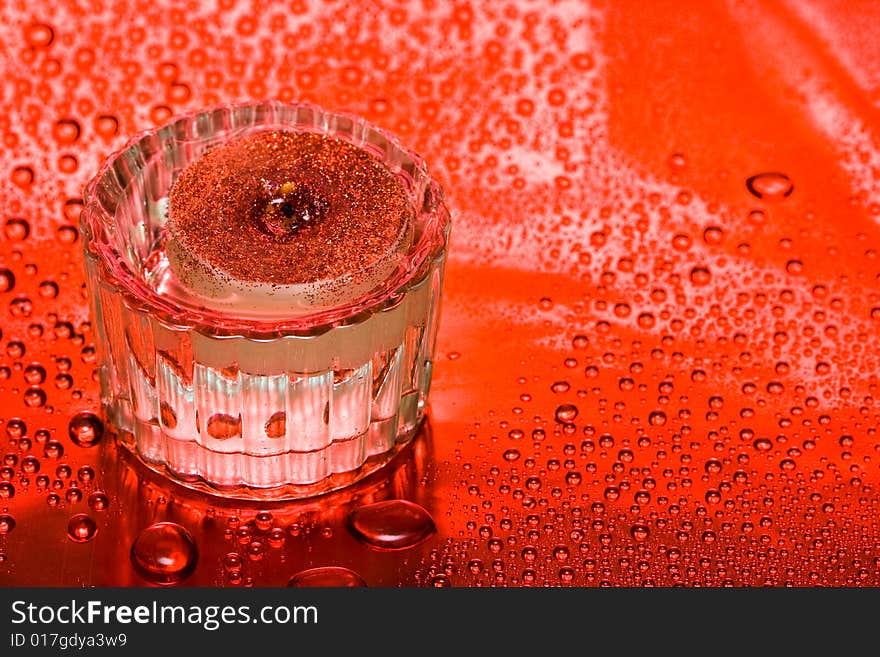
[422,151,880,585]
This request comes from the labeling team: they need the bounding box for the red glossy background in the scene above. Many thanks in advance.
[2,0,880,586]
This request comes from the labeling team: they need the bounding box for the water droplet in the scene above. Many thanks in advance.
[630,524,650,541]
[648,410,667,426]
[347,500,436,550]
[130,522,199,585]
[503,448,521,461]
[24,23,54,48]
[77,465,95,483]
[95,114,120,137]
[67,514,97,543]
[287,566,367,587]
[572,334,589,349]
[5,419,25,440]
[430,574,451,587]
[785,259,803,275]
[254,511,273,531]
[550,380,570,393]
[88,491,109,511]
[23,387,47,407]
[553,545,570,561]
[24,363,46,384]
[0,514,15,534]
[223,552,243,574]
[53,119,81,145]
[554,404,578,423]
[689,266,712,286]
[702,226,724,245]
[254,180,329,240]
[753,436,773,452]
[21,456,40,474]
[267,527,286,548]
[57,225,78,244]
[0,269,15,293]
[43,440,64,459]
[668,152,687,171]
[744,211,765,228]
[4,218,30,241]
[604,486,620,500]
[11,166,34,188]
[746,172,793,201]
[38,281,59,299]
[705,458,722,474]
[672,233,692,251]
[68,411,103,447]
[636,312,655,329]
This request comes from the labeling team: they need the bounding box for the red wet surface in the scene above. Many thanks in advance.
[2,0,880,586]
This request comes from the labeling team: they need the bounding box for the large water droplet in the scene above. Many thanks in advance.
[287,566,366,587]
[347,500,436,550]
[66,514,97,543]
[130,522,198,585]
[68,411,104,447]
[746,172,793,201]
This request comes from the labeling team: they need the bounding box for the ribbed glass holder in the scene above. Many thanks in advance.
[81,101,450,499]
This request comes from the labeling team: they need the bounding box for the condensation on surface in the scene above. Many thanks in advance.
[1,0,880,586]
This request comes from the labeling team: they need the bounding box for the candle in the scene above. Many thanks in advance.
[82,102,450,498]
[165,130,414,312]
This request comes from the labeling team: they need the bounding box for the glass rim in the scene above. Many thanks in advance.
[80,100,451,338]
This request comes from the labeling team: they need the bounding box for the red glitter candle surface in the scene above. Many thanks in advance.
[1,0,880,586]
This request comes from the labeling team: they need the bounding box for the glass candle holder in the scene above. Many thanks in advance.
[81,101,450,499]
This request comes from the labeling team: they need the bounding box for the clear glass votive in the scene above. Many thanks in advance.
[81,101,450,499]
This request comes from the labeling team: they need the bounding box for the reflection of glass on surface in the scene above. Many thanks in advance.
[94,419,435,586]
[81,102,450,499]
